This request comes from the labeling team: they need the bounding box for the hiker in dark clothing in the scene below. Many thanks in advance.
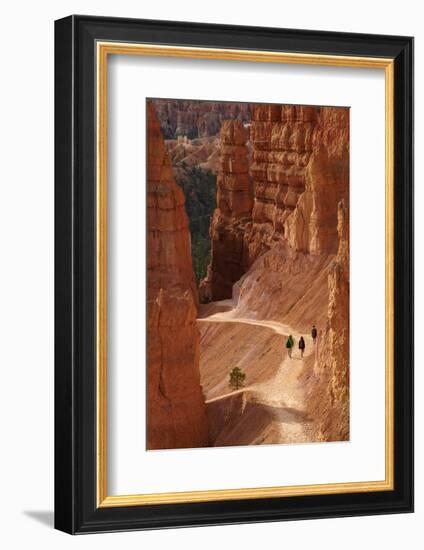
[299,336,306,358]
[286,335,294,358]
[311,324,317,344]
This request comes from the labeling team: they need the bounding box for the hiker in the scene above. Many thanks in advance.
[299,336,306,358]
[311,324,317,344]
[286,335,294,358]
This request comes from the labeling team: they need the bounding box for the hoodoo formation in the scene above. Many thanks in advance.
[308,199,350,441]
[200,120,253,301]
[146,102,209,450]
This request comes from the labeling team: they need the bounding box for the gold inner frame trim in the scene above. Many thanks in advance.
[96,41,395,508]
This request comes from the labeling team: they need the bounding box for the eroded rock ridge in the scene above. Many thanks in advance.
[147,102,209,450]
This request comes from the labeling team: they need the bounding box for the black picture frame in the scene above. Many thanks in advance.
[55,15,414,534]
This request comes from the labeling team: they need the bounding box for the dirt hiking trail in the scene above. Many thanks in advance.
[198,302,317,445]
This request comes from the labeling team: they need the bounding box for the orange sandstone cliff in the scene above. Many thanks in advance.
[153,99,251,139]
[304,200,350,441]
[146,102,209,450]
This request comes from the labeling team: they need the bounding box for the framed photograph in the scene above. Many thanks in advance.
[54,15,413,533]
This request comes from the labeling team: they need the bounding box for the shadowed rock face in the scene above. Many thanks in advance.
[199,120,253,301]
[147,102,209,450]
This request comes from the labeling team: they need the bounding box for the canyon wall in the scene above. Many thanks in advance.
[153,99,251,139]
[202,104,349,312]
[305,200,350,441]
[146,102,209,450]
[246,104,348,260]
[284,107,349,255]
[245,104,316,261]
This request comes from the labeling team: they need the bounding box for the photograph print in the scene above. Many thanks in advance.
[146,98,349,450]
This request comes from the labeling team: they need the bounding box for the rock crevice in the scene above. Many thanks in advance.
[200,119,253,301]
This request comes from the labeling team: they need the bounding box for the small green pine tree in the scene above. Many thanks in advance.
[229,367,246,390]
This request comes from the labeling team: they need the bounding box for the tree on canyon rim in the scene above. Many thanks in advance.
[229,367,246,391]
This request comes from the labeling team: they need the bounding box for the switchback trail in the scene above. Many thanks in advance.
[198,305,316,444]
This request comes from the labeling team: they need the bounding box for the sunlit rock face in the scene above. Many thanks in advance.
[309,200,350,442]
[146,102,209,450]
[284,107,349,255]
[245,104,349,260]
[202,104,349,300]
[246,104,315,261]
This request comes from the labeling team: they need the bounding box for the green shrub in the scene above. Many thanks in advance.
[229,367,246,390]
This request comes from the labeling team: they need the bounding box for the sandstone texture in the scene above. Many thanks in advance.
[304,200,350,441]
[199,120,253,300]
[153,99,251,139]
[146,102,209,450]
